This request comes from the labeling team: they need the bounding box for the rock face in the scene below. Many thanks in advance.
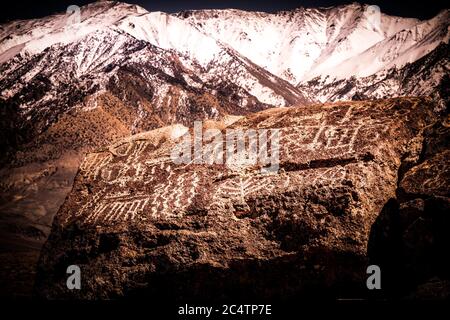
[35,97,440,299]
[369,113,450,299]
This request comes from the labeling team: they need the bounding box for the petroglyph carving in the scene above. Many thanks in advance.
[85,195,150,223]
[311,167,347,185]
[358,123,390,142]
[81,141,152,184]
[74,169,202,223]
[279,166,347,188]
[213,175,275,206]
[74,104,392,224]
[323,125,362,151]
[280,111,390,160]
[79,153,113,180]
[65,188,106,224]
[338,105,355,124]
[149,171,200,219]
[109,142,133,157]
[100,162,149,186]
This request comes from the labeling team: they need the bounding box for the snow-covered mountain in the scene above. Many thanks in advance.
[0,2,306,108]
[178,4,449,83]
[1,1,312,161]
[1,2,448,121]
[177,3,448,111]
[298,42,449,110]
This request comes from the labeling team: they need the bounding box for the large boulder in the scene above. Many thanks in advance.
[35,97,439,300]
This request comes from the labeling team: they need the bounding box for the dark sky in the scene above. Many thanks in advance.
[0,0,448,24]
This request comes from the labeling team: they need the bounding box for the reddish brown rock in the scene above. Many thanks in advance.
[35,97,440,300]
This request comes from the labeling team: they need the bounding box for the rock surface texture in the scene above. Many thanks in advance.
[369,113,450,299]
[35,97,446,300]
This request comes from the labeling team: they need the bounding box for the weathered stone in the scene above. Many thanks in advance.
[369,114,450,298]
[35,97,439,299]
[400,151,449,198]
